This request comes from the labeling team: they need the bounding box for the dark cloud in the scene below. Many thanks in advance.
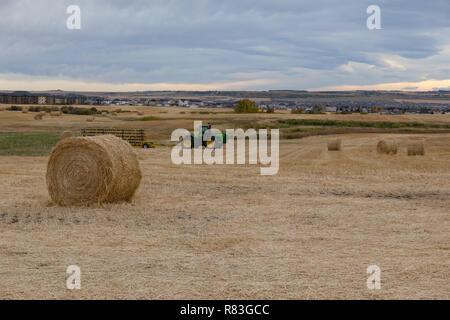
[0,0,448,88]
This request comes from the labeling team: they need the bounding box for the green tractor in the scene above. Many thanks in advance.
[182,124,227,149]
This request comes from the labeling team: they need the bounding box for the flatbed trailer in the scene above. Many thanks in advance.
[81,127,156,148]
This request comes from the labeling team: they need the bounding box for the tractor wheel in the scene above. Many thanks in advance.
[205,136,216,149]
[182,135,194,149]
[206,136,223,149]
[206,140,215,148]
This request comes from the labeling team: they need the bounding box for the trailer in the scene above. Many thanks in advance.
[81,127,156,148]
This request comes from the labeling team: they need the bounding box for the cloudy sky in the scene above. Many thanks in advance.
[0,0,449,91]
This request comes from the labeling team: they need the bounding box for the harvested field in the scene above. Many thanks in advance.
[327,138,341,151]
[0,109,448,299]
[60,130,73,140]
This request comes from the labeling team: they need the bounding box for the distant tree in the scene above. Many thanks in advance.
[291,108,304,114]
[6,105,22,111]
[61,106,100,115]
[234,99,259,113]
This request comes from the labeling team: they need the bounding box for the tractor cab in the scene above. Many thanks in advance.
[200,124,212,135]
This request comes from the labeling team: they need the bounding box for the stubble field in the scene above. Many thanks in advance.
[0,107,448,299]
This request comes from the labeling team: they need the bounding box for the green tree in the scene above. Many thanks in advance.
[234,99,259,113]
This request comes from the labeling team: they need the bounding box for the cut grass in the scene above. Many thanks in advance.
[0,132,60,156]
[276,119,450,129]
[219,118,450,139]
[282,127,450,139]
[119,116,162,121]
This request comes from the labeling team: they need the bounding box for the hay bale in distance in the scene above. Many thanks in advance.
[34,114,43,120]
[86,116,95,122]
[22,109,29,114]
[137,111,144,116]
[328,139,341,151]
[60,130,73,140]
[111,112,118,116]
[46,135,142,206]
[50,111,62,116]
[407,141,425,156]
[39,110,46,115]
[101,111,108,116]
[377,140,398,155]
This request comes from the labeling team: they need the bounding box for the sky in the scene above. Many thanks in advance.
[0,0,449,91]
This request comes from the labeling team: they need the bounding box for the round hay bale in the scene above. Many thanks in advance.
[39,110,46,115]
[137,111,144,116]
[22,109,29,114]
[34,114,43,120]
[86,116,95,122]
[407,141,425,156]
[46,135,142,206]
[60,130,73,140]
[327,139,341,151]
[101,111,108,116]
[377,140,397,155]
[50,110,62,116]
[111,112,118,116]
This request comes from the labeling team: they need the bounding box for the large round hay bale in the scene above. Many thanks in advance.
[60,130,73,140]
[34,114,43,120]
[137,111,144,116]
[101,111,108,116]
[327,139,341,151]
[86,116,95,122]
[377,140,397,155]
[407,141,425,156]
[39,110,46,115]
[50,110,62,116]
[46,135,142,206]
[22,109,29,114]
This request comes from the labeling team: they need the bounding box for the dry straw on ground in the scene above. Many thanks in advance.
[377,140,398,155]
[60,130,73,140]
[46,135,142,206]
[327,139,341,151]
[407,141,425,156]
